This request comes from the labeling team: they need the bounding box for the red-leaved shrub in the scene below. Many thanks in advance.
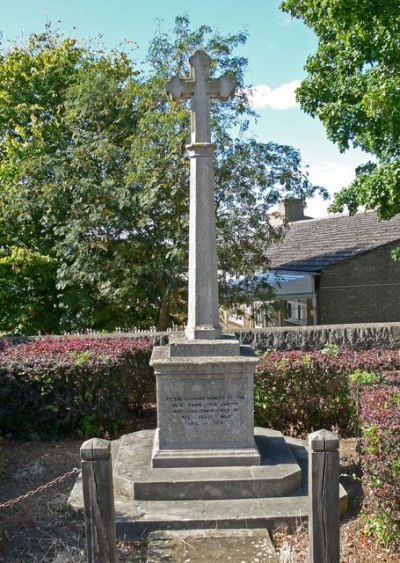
[360,384,400,546]
[255,347,400,437]
[0,336,154,438]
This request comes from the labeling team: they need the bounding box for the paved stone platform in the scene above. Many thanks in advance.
[146,529,279,562]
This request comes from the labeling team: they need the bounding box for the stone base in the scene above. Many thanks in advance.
[184,327,223,340]
[151,429,261,468]
[184,326,223,340]
[115,428,299,499]
[68,428,348,540]
[169,334,240,357]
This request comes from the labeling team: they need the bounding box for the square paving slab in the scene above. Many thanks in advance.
[146,528,279,562]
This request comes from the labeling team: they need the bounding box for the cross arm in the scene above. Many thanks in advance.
[165,76,194,100]
[166,75,236,102]
[208,76,236,100]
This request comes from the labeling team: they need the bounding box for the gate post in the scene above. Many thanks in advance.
[309,429,340,563]
[80,438,117,563]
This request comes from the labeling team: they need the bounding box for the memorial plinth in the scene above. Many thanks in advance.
[150,336,260,468]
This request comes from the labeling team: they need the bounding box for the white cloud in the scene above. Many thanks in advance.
[307,162,357,193]
[304,162,357,218]
[248,81,301,110]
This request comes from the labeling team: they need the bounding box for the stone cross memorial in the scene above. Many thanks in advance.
[165,50,235,340]
[150,50,260,467]
[69,50,345,539]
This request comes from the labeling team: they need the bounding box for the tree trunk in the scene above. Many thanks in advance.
[157,297,170,331]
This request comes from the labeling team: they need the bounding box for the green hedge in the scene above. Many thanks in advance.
[255,345,400,548]
[0,336,154,438]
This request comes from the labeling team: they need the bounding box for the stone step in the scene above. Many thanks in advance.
[113,428,302,501]
[115,495,310,540]
[68,429,348,542]
[69,474,347,541]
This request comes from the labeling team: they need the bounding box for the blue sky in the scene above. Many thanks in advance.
[1,0,369,216]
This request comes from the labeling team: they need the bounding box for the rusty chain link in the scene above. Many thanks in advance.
[0,467,80,510]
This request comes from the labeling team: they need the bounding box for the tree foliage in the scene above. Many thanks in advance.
[0,247,58,335]
[0,17,323,334]
[281,0,400,226]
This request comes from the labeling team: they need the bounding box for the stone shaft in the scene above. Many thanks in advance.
[186,143,221,339]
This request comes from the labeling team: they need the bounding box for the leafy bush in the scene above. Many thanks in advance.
[255,350,351,435]
[0,336,154,438]
[254,348,400,436]
[360,385,400,547]
[320,343,341,357]
[349,369,386,386]
[255,346,400,547]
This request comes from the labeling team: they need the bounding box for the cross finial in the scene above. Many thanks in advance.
[189,50,211,81]
[165,50,236,143]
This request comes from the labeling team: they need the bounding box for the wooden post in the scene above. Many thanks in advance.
[308,429,340,563]
[80,438,118,563]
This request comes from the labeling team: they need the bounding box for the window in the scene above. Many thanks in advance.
[254,301,268,328]
[228,311,244,326]
[286,299,307,325]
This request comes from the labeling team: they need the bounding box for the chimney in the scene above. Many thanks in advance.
[269,198,309,226]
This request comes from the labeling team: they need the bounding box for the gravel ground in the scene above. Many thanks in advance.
[0,426,398,562]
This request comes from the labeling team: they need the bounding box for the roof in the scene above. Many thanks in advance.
[267,212,400,273]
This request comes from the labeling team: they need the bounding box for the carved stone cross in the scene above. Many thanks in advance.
[165,50,236,340]
[166,50,235,144]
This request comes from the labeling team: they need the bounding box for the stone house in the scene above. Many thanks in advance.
[222,202,400,329]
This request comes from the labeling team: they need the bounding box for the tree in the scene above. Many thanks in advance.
[0,30,83,334]
[281,1,400,233]
[0,17,325,335]
[0,27,141,332]
[0,247,58,335]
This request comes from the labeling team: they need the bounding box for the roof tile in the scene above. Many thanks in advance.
[267,212,400,272]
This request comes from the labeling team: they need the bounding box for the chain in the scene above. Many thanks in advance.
[0,467,80,510]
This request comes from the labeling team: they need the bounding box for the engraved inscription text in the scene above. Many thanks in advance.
[166,394,246,427]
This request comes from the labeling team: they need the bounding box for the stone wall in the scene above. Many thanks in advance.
[318,241,400,324]
[146,322,400,352]
[228,322,400,352]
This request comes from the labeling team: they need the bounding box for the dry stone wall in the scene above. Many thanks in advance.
[230,323,400,352]
[150,322,400,352]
